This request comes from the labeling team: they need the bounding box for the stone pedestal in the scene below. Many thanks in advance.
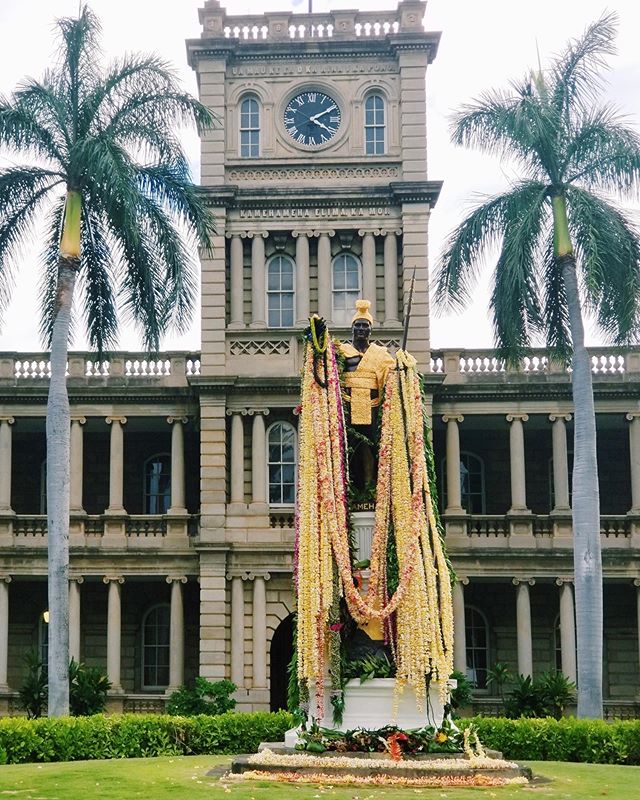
[285,678,451,746]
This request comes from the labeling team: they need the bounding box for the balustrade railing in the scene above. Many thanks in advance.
[199,3,424,43]
[430,347,636,381]
[449,513,633,539]
[0,352,201,384]
[3,514,197,543]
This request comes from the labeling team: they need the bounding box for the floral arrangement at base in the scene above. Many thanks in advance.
[293,718,478,760]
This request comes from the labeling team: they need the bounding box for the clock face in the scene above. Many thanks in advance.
[284,91,341,147]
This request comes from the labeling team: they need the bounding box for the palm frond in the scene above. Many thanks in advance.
[541,234,572,360]
[489,188,549,361]
[551,11,618,118]
[0,82,69,166]
[434,182,548,312]
[78,208,118,354]
[0,167,62,317]
[567,186,640,343]
[564,107,640,197]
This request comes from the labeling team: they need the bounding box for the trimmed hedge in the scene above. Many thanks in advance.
[461,717,640,764]
[0,710,294,764]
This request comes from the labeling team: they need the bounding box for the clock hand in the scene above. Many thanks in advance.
[309,105,337,123]
[313,119,333,134]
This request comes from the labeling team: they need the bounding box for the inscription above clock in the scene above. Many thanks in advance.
[284,91,342,147]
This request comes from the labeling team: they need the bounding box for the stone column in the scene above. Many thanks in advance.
[230,575,246,688]
[383,230,400,326]
[0,417,15,512]
[0,576,11,689]
[507,414,529,512]
[69,417,86,513]
[229,411,245,505]
[250,232,268,328]
[452,577,467,674]
[106,417,127,513]
[317,231,333,322]
[550,414,571,512]
[442,415,464,513]
[513,578,534,677]
[252,574,269,688]
[294,231,310,324]
[360,230,377,319]
[103,576,124,692]
[251,411,268,506]
[68,577,83,663]
[557,578,577,684]
[228,234,245,329]
[627,414,640,512]
[167,417,188,514]
[167,576,187,691]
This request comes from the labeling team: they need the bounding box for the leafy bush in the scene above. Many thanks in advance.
[166,677,237,716]
[69,659,111,716]
[0,710,294,764]
[447,670,474,716]
[504,672,576,720]
[486,662,512,698]
[460,717,640,764]
[17,655,112,718]
[18,651,47,719]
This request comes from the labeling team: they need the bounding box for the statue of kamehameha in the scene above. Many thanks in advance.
[295,297,453,724]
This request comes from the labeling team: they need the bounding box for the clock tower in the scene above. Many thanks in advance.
[187,1,441,710]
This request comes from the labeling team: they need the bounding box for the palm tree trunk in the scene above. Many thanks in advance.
[47,190,81,718]
[553,193,603,719]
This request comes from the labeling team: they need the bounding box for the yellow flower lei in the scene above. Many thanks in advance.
[296,337,454,717]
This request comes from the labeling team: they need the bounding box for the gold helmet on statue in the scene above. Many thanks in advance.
[351,299,373,325]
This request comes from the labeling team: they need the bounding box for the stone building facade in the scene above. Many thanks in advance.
[0,0,639,716]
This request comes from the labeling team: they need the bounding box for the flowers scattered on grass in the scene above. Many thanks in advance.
[230,770,529,788]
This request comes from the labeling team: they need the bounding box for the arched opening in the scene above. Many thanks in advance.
[269,613,294,712]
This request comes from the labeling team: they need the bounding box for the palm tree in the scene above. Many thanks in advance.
[435,13,640,719]
[0,7,214,716]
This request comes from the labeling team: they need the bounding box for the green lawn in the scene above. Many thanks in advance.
[0,756,637,799]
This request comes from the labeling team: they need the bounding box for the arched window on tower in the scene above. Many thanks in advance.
[465,605,490,689]
[267,255,295,328]
[440,451,486,513]
[331,252,362,326]
[142,604,171,689]
[144,454,171,514]
[364,93,386,155]
[239,95,260,158]
[267,422,296,505]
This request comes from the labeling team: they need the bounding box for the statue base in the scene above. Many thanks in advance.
[285,678,453,747]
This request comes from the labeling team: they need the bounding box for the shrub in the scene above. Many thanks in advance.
[504,671,576,720]
[18,651,47,719]
[166,677,237,716]
[69,659,111,716]
[0,710,294,764]
[460,717,640,764]
[447,670,474,716]
[17,655,112,718]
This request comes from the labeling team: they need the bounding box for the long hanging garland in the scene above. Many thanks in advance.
[295,318,454,719]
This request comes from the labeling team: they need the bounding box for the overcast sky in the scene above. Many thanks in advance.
[1,0,638,353]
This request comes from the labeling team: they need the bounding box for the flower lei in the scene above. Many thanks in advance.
[296,327,454,719]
